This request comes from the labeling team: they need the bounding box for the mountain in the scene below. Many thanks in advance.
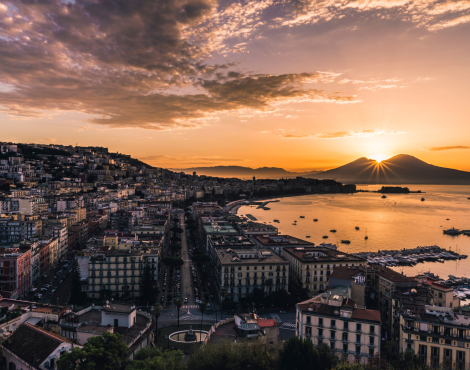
[174,166,321,179]
[309,154,470,185]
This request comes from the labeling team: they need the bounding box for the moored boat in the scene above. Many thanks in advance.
[341,240,351,244]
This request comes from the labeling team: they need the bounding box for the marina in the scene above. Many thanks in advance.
[353,246,467,267]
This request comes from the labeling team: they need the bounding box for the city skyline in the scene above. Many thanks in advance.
[1,0,470,171]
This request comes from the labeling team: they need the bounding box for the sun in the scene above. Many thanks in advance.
[373,154,387,163]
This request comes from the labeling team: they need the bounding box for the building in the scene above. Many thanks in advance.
[60,303,154,359]
[214,248,289,303]
[252,234,313,255]
[365,265,417,354]
[283,246,367,297]
[400,304,470,370]
[80,250,153,299]
[1,323,76,370]
[296,286,381,365]
[234,313,279,350]
[0,248,31,299]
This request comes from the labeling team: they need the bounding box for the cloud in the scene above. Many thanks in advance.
[270,0,470,32]
[0,0,361,130]
[425,146,470,151]
[281,129,406,139]
[42,138,57,143]
[138,154,244,165]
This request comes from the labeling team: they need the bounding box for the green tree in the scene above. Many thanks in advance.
[154,304,162,338]
[390,350,430,370]
[175,298,183,327]
[317,342,340,370]
[279,336,319,370]
[57,332,128,370]
[70,258,87,305]
[191,254,210,266]
[126,347,184,370]
[333,362,364,370]
[199,302,207,342]
[140,259,157,305]
[220,288,227,320]
[187,340,277,370]
[162,257,184,268]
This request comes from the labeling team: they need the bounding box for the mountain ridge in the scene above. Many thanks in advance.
[175,155,470,184]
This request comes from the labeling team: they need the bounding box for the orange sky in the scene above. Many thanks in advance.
[1,0,470,172]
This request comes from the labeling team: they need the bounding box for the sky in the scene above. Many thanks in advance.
[1,0,470,172]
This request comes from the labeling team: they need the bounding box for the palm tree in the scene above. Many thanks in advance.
[220,288,227,321]
[175,297,183,327]
[154,304,162,339]
[199,302,207,343]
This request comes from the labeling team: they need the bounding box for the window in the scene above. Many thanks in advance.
[355,346,360,355]
[369,348,374,357]
[306,326,312,335]
[319,318,323,327]
[318,329,323,338]
[330,331,336,340]
[331,320,336,328]
[356,334,361,343]
[238,267,241,270]
[342,332,348,341]
[370,325,374,334]
[356,323,362,332]
[369,336,374,346]
[343,343,348,352]
[330,341,335,351]
[306,316,311,325]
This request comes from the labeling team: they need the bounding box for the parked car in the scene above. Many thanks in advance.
[184,297,188,303]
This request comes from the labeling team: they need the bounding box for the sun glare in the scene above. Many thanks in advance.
[373,154,387,163]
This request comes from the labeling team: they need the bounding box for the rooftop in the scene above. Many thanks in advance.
[215,248,288,265]
[102,304,136,313]
[283,246,366,263]
[203,223,238,235]
[254,235,313,246]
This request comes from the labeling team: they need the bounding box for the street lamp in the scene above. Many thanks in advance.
[165,335,169,350]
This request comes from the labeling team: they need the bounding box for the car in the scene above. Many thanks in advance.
[279,310,286,314]
[40,288,47,292]
[51,288,57,294]
[59,279,64,285]
[52,276,57,280]
[34,293,43,299]
[195,299,202,304]
[44,284,51,289]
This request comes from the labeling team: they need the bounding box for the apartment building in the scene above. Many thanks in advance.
[365,265,417,354]
[283,246,367,297]
[0,217,42,243]
[0,248,31,299]
[81,250,154,299]
[252,234,313,256]
[207,235,255,264]
[296,286,381,365]
[44,223,69,259]
[400,305,470,370]
[214,248,289,302]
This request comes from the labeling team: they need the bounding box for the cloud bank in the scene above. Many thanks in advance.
[425,146,470,151]
[281,129,405,139]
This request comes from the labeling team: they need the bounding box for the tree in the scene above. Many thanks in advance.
[191,254,210,266]
[199,302,207,342]
[317,342,340,370]
[279,336,319,370]
[70,258,87,305]
[162,257,184,268]
[57,332,128,370]
[220,288,227,320]
[175,298,183,327]
[170,226,183,234]
[154,304,162,339]
[126,347,184,370]
[187,340,277,370]
[140,259,157,305]
[390,350,430,370]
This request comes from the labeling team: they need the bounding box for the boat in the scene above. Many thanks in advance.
[341,240,351,244]
[365,228,368,240]
[446,219,450,220]
[313,219,318,222]
[300,216,305,218]
[306,236,311,238]
[273,219,279,223]
[355,226,360,230]
[292,223,297,226]
[322,235,328,239]
[443,228,461,235]
[330,229,337,233]
[421,197,425,201]
[381,195,387,199]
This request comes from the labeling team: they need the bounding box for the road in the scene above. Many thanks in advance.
[179,214,195,309]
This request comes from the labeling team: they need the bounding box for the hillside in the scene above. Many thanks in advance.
[309,154,470,184]
[175,166,321,179]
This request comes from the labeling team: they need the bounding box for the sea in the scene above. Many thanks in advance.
[237,185,470,279]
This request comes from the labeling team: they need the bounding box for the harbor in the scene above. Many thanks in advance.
[353,245,467,267]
